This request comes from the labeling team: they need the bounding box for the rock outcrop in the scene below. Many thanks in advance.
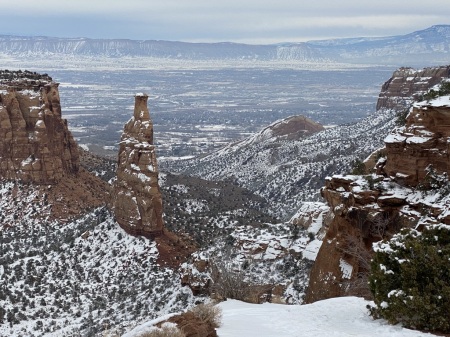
[306,81,450,304]
[376,66,450,111]
[381,99,450,186]
[0,70,110,221]
[0,70,79,183]
[114,93,164,237]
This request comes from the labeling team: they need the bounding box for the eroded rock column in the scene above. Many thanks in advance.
[113,93,164,237]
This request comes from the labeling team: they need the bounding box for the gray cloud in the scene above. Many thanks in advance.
[0,0,449,43]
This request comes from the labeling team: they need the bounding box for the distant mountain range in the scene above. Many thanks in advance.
[1,25,450,65]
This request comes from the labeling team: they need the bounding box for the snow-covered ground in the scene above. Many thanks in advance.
[217,297,431,337]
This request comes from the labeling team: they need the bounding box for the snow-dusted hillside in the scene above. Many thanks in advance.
[165,109,398,219]
[0,182,196,337]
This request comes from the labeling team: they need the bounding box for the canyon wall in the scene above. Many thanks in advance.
[376,65,450,111]
[306,67,450,303]
[0,70,79,183]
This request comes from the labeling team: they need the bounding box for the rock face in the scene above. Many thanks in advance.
[376,66,450,111]
[114,94,164,237]
[306,77,450,303]
[381,99,450,186]
[0,70,79,183]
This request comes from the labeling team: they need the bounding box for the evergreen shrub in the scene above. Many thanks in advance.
[368,225,450,332]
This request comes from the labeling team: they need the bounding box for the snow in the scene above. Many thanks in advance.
[384,134,406,144]
[79,143,90,151]
[414,94,450,108]
[303,239,323,261]
[217,297,431,337]
[406,136,431,144]
[339,258,353,279]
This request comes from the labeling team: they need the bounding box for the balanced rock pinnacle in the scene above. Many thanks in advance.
[113,93,164,237]
[0,70,79,184]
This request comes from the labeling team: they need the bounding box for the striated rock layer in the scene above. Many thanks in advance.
[0,70,79,183]
[376,65,450,111]
[381,99,450,186]
[114,94,164,237]
[0,70,110,221]
[306,82,450,304]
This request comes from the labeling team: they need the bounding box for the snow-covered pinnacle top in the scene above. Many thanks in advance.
[134,93,150,121]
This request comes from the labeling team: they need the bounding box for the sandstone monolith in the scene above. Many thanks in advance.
[113,93,164,237]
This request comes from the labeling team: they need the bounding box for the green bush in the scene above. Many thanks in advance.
[351,159,366,175]
[368,225,450,332]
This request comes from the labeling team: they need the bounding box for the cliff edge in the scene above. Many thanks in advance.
[306,69,450,303]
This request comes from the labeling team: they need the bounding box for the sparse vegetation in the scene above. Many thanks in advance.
[395,108,409,126]
[350,159,366,175]
[190,302,222,329]
[368,225,450,333]
[138,323,186,337]
[421,80,450,101]
[210,257,257,302]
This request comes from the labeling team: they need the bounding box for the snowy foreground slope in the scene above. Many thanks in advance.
[216,297,431,337]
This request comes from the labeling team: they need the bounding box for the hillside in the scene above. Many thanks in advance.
[1,25,450,65]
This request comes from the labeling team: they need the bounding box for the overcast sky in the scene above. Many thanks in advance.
[0,0,449,44]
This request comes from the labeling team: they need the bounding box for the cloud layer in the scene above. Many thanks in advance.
[1,0,449,43]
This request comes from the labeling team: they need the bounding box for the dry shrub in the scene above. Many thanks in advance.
[210,258,256,302]
[190,302,222,329]
[138,323,186,337]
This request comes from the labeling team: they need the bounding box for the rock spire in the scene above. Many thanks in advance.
[113,93,164,237]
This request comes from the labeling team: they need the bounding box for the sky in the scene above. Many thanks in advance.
[0,0,449,44]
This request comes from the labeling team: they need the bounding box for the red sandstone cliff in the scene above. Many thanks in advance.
[0,70,109,220]
[306,73,450,303]
[0,71,79,183]
[376,65,450,111]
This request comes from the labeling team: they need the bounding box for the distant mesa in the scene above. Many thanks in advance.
[113,93,165,237]
[2,25,450,65]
